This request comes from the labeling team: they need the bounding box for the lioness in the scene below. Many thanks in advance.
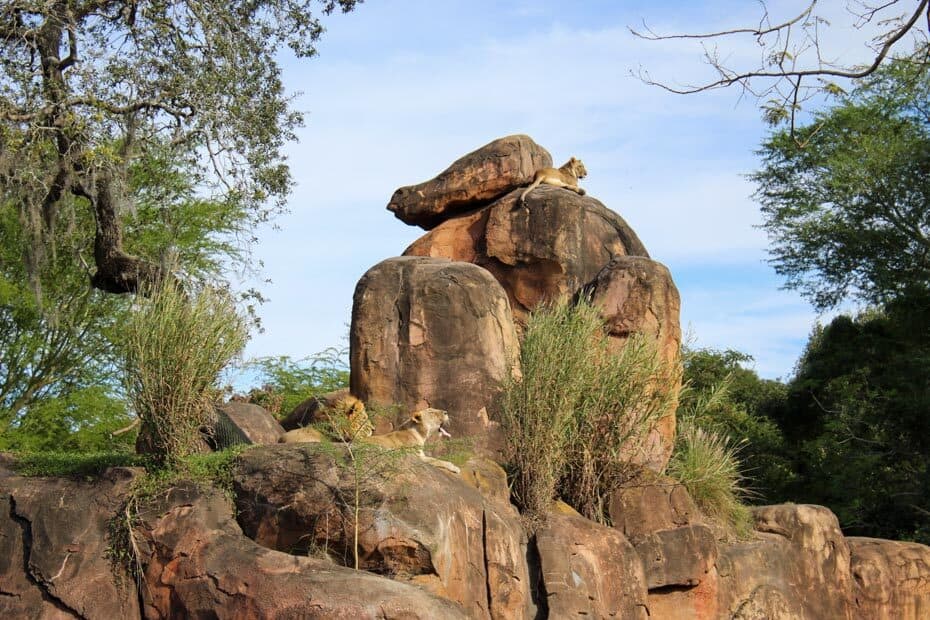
[363,408,461,474]
[519,157,588,203]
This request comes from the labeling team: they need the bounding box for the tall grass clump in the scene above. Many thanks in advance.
[497,299,680,528]
[120,279,248,466]
[669,381,754,538]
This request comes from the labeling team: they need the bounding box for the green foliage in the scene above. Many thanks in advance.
[11,451,145,478]
[0,387,135,453]
[0,148,266,451]
[668,416,753,539]
[497,299,680,528]
[751,53,930,310]
[1,1,360,295]
[681,348,795,502]
[243,350,350,417]
[119,280,248,466]
[777,289,930,543]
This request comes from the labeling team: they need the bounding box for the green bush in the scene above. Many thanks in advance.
[497,299,679,527]
[669,393,753,538]
[241,349,350,417]
[119,280,248,465]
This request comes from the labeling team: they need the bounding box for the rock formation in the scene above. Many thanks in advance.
[387,134,552,229]
[350,256,519,453]
[3,135,930,619]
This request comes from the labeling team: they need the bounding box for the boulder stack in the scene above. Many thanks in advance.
[356,135,680,470]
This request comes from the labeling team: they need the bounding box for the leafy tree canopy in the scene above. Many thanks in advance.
[780,290,930,542]
[751,56,930,309]
[1,0,359,294]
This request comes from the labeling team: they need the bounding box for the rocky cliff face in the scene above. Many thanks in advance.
[3,136,929,619]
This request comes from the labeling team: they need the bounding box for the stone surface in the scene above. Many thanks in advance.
[534,511,649,619]
[584,256,683,471]
[717,504,856,619]
[459,456,512,506]
[233,444,533,620]
[609,472,702,541]
[849,537,930,620]
[387,134,552,229]
[212,401,284,448]
[0,464,140,619]
[350,256,519,454]
[635,523,717,589]
[405,187,649,328]
[136,481,466,619]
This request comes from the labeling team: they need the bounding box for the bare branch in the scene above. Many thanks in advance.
[633,0,929,127]
[630,1,818,41]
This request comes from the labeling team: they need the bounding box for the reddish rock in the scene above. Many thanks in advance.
[405,187,649,328]
[716,504,856,619]
[350,257,519,454]
[609,472,702,540]
[534,511,649,619]
[459,456,512,506]
[0,465,140,619]
[635,523,717,589]
[849,537,930,620]
[136,481,466,619]
[585,256,683,471]
[212,401,284,448]
[387,134,552,229]
[233,444,534,620]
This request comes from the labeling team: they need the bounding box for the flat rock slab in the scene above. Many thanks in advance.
[387,134,552,229]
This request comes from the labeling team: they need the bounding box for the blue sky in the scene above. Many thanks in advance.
[241,1,893,380]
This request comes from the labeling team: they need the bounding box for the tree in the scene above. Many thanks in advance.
[1,0,359,295]
[751,58,930,309]
[680,347,794,502]
[634,1,929,129]
[779,290,930,542]
[1,150,257,449]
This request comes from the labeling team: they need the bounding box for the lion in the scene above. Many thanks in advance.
[362,408,461,474]
[280,425,325,444]
[278,390,373,444]
[519,157,588,203]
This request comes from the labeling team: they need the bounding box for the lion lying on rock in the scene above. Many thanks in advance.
[280,392,373,444]
[519,156,587,203]
[363,408,461,474]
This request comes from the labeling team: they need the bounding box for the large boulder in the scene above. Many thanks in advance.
[350,256,519,454]
[232,444,534,620]
[387,134,552,229]
[212,401,284,448]
[849,537,930,620]
[716,504,857,619]
[136,480,466,619]
[0,465,141,619]
[585,255,683,471]
[534,511,649,619]
[405,186,649,327]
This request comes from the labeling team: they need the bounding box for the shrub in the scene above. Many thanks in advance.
[669,407,753,539]
[497,299,680,527]
[240,349,350,417]
[120,279,248,465]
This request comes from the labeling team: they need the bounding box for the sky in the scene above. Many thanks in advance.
[240,0,901,381]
